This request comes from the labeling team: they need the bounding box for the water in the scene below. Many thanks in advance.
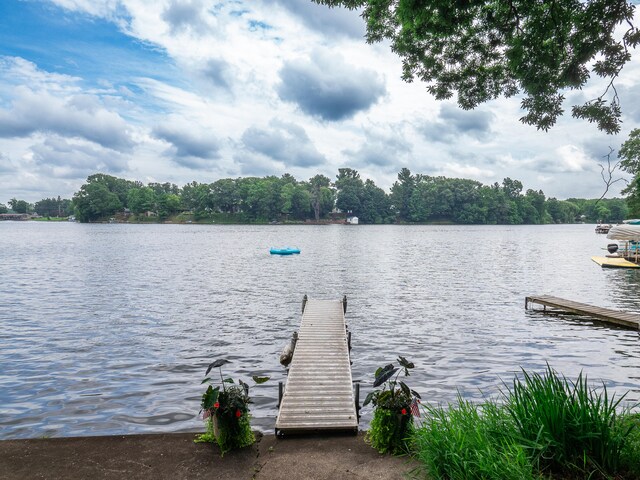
[0,222,639,439]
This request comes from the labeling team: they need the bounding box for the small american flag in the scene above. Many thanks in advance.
[410,398,421,417]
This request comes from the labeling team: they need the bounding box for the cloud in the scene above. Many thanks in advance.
[0,86,135,151]
[240,119,326,167]
[0,153,19,174]
[48,0,124,19]
[277,51,386,121]
[496,145,597,174]
[0,56,82,93]
[161,0,209,34]
[30,136,129,179]
[418,104,494,142]
[200,58,232,91]
[344,124,412,170]
[153,124,221,168]
[233,151,282,176]
[273,0,364,39]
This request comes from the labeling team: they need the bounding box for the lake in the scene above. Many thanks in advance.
[0,222,639,439]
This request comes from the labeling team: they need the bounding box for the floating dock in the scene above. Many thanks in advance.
[525,295,640,330]
[591,256,640,269]
[275,297,358,435]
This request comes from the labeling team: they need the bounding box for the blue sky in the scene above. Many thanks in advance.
[1,0,639,202]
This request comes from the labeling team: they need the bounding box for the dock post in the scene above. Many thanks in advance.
[354,382,360,419]
[302,294,308,313]
[278,382,283,408]
[348,331,352,351]
[342,295,347,313]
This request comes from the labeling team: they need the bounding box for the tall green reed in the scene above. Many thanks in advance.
[412,394,535,480]
[504,364,633,477]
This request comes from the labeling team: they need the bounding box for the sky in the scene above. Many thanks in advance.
[1,0,640,203]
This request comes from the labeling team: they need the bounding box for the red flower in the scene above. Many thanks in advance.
[214,402,220,409]
[235,409,242,418]
[401,408,407,415]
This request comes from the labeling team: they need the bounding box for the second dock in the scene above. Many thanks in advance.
[525,295,640,330]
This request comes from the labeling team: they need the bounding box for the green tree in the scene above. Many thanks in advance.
[309,174,333,221]
[181,181,213,217]
[0,203,7,214]
[314,0,639,133]
[157,193,182,217]
[335,168,364,215]
[390,168,416,222]
[127,187,157,215]
[34,197,68,217]
[619,128,640,217]
[8,198,31,214]
[211,179,240,214]
[73,181,122,222]
[360,179,391,223]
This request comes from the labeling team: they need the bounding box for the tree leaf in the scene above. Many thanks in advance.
[373,367,398,387]
[200,377,211,384]
[252,375,270,384]
[411,389,422,399]
[205,359,230,375]
[223,378,234,383]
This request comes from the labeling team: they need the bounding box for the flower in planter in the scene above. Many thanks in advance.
[196,358,269,456]
[364,356,421,455]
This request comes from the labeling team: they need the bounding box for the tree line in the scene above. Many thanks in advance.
[5,169,630,224]
[2,169,630,224]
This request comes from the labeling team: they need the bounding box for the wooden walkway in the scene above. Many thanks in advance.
[525,295,640,330]
[275,297,358,435]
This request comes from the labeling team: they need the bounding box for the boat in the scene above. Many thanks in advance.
[595,224,612,234]
[593,224,640,268]
[270,247,300,255]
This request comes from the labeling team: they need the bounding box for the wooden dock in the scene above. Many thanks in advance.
[275,297,358,435]
[525,295,640,330]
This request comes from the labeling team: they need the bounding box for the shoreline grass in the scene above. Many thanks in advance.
[411,366,640,480]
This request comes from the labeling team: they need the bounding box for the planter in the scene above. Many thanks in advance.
[212,410,254,456]
[366,407,413,454]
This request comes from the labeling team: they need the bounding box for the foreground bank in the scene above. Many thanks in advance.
[0,432,418,480]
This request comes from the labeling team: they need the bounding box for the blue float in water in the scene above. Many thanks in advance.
[270,247,300,255]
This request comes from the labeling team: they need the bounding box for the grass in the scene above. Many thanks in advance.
[411,366,640,480]
[413,395,535,480]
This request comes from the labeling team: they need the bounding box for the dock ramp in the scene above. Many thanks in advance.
[275,297,358,435]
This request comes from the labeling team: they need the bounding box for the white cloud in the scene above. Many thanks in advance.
[1,1,639,203]
[0,86,135,151]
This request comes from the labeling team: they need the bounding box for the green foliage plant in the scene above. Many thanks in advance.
[504,365,636,478]
[196,359,269,456]
[364,357,421,454]
[620,413,640,477]
[413,395,535,480]
[411,367,640,480]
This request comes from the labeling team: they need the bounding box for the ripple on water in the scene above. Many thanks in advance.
[0,223,639,438]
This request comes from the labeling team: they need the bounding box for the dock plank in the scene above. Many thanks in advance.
[525,295,640,330]
[275,298,358,435]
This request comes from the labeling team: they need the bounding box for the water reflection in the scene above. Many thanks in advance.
[0,222,638,438]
